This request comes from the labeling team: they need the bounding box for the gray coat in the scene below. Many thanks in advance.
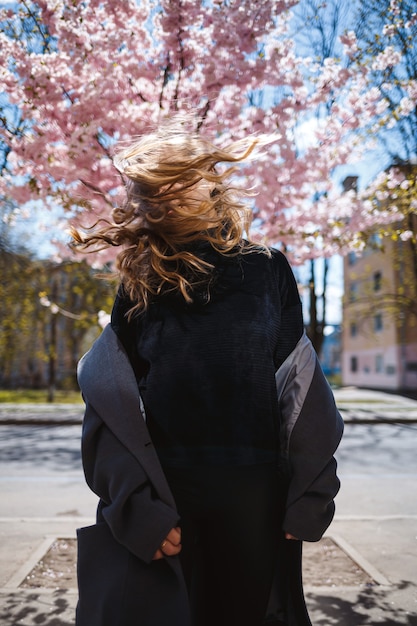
[76,324,343,626]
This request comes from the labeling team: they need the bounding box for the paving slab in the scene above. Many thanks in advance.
[1,516,416,625]
[0,404,83,426]
[333,388,417,424]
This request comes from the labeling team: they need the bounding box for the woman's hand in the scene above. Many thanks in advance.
[285,532,299,540]
[153,526,182,560]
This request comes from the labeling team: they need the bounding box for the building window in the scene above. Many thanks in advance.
[373,271,382,291]
[375,354,384,373]
[350,322,357,337]
[348,252,356,266]
[349,282,358,302]
[374,313,383,332]
[386,365,396,375]
[369,232,382,247]
[350,356,358,372]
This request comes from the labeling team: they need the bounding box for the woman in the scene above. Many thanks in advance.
[74,121,343,626]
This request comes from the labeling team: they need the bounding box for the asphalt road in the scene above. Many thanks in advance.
[0,424,95,519]
[1,420,417,519]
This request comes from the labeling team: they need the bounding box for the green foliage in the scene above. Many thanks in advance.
[0,389,82,403]
[0,247,116,389]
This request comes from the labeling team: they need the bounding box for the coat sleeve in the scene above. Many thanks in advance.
[81,397,180,564]
[276,333,344,542]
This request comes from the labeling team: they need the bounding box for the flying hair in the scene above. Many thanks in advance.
[72,119,271,315]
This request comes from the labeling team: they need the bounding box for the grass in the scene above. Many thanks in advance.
[326,373,342,388]
[0,389,83,404]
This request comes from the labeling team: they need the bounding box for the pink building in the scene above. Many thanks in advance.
[342,230,417,391]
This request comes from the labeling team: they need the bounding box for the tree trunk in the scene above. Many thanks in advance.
[306,258,328,357]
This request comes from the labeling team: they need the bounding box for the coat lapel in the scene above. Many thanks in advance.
[78,324,176,509]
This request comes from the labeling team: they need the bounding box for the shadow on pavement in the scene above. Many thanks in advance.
[307,581,417,625]
[2,584,417,625]
[0,589,76,625]
[0,425,82,472]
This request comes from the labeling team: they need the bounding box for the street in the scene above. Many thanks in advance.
[0,394,417,624]
[336,422,417,518]
[0,424,95,519]
[0,404,417,518]
[1,421,417,519]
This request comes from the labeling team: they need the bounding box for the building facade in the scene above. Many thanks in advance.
[342,234,417,391]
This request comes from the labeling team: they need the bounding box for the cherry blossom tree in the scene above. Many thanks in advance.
[353,0,417,165]
[0,0,415,272]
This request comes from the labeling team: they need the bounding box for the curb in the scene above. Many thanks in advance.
[1,401,417,426]
[0,418,83,426]
[1,415,417,426]
[0,411,417,426]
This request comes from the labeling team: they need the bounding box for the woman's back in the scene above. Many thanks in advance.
[111,246,303,467]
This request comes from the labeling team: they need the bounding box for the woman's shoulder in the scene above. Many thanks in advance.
[242,245,300,304]
[241,244,292,273]
[269,246,292,267]
[265,247,297,280]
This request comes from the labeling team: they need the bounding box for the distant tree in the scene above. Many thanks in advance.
[0,241,115,393]
[0,246,36,387]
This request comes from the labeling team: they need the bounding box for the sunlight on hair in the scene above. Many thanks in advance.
[72,115,274,314]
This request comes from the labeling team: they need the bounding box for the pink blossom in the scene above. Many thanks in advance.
[372,46,403,71]
[399,230,413,242]
[339,31,358,58]
[389,0,401,16]
[0,0,413,264]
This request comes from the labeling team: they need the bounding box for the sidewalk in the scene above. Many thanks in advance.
[2,386,417,425]
[0,403,84,426]
[1,389,417,624]
[1,520,417,624]
[1,518,416,624]
[333,386,417,424]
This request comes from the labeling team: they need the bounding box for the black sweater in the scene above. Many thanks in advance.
[111,246,303,467]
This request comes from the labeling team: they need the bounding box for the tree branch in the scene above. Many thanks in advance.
[79,179,114,207]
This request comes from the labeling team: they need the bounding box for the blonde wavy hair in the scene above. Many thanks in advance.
[72,122,267,314]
